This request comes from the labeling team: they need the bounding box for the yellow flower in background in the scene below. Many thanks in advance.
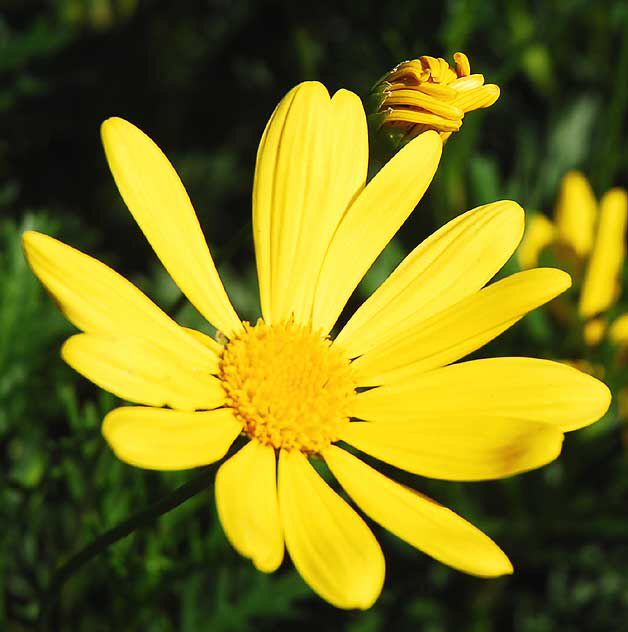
[518,171,628,346]
[372,52,500,142]
[24,83,610,609]
[517,212,555,271]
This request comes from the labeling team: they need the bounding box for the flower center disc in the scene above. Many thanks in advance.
[219,320,356,453]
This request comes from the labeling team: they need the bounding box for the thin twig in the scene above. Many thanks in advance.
[38,465,216,630]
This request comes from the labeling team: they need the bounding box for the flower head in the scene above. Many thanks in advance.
[24,83,610,609]
[370,52,500,143]
[519,171,628,346]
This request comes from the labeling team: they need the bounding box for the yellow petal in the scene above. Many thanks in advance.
[353,268,571,385]
[252,82,331,324]
[341,417,564,482]
[451,84,500,111]
[517,212,555,269]
[352,357,611,432]
[324,446,512,577]
[22,231,219,373]
[609,312,628,345]
[414,81,458,99]
[252,88,295,323]
[215,440,283,572]
[554,171,597,259]
[101,117,241,336]
[383,89,464,119]
[251,86,369,326]
[453,52,471,77]
[336,201,524,358]
[182,327,224,355]
[102,407,241,470]
[579,188,628,318]
[278,449,384,609]
[311,130,443,335]
[292,89,369,323]
[62,334,225,411]
[449,74,485,90]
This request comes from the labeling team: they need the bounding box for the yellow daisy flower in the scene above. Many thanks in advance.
[518,171,628,346]
[24,82,610,609]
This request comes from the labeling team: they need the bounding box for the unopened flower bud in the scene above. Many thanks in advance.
[370,52,500,150]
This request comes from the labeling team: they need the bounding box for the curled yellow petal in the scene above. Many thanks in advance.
[384,89,464,119]
[385,109,462,132]
[377,53,499,140]
[453,52,471,77]
[451,84,500,111]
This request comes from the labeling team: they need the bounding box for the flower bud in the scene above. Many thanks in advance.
[370,52,499,149]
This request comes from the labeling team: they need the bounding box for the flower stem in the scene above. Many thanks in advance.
[38,465,216,630]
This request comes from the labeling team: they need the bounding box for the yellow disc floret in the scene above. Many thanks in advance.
[219,320,356,454]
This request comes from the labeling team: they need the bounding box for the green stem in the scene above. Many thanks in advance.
[38,465,216,630]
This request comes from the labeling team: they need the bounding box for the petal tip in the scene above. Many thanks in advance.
[59,334,79,362]
[500,558,515,576]
[22,231,58,267]
[100,408,120,442]
[331,87,358,100]
[478,550,514,578]
[404,128,443,154]
[498,199,525,237]
[101,115,127,130]
[335,572,385,610]
[100,116,124,139]
[506,199,525,218]
[101,116,142,150]
[558,268,572,290]
[292,80,330,102]
[22,229,46,251]
[400,128,443,173]
[590,376,612,420]
[253,553,284,574]
[543,267,572,292]
[420,128,444,147]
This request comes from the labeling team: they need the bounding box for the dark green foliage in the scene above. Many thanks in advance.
[2,0,628,629]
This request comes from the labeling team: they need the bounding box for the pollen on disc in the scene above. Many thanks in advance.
[218,320,356,454]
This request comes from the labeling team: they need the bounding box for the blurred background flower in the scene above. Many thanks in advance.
[518,172,628,346]
[2,0,628,630]
[517,172,628,439]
